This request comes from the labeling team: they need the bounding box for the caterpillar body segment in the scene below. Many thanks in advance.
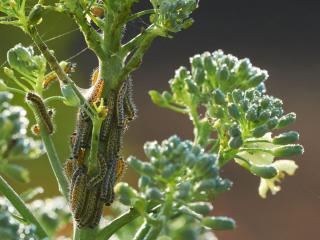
[77,184,102,228]
[100,92,116,142]
[116,80,128,127]
[115,158,126,182]
[64,158,75,182]
[26,92,54,134]
[124,77,137,121]
[43,62,76,89]
[70,166,88,222]
[87,153,108,189]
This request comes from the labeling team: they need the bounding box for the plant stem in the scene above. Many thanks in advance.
[127,9,155,22]
[87,116,103,175]
[39,129,69,199]
[144,225,162,240]
[44,95,66,105]
[0,175,48,239]
[74,226,98,240]
[133,221,151,240]
[96,208,139,240]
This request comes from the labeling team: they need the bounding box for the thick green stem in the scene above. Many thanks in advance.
[0,175,48,239]
[73,4,104,58]
[74,226,98,240]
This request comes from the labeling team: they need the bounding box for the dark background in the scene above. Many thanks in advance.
[0,1,319,239]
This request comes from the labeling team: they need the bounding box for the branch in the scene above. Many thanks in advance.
[0,175,48,239]
[27,103,69,199]
[73,5,104,59]
[96,208,139,240]
[118,25,160,83]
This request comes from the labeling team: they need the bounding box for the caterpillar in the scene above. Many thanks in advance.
[70,166,88,222]
[78,185,103,228]
[42,62,76,89]
[26,92,54,134]
[30,108,55,135]
[116,80,128,127]
[100,92,115,142]
[87,153,108,189]
[115,158,126,183]
[124,77,137,121]
[64,158,75,182]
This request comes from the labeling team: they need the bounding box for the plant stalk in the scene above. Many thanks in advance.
[0,175,48,239]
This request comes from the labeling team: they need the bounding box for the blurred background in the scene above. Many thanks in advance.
[0,0,319,239]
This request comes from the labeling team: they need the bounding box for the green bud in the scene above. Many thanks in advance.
[276,112,296,129]
[214,178,233,193]
[201,216,236,230]
[272,144,304,157]
[185,153,197,167]
[28,4,43,26]
[232,89,244,103]
[217,65,230,82]
[188,202,213,215]
[252,125,269,138]
[258,110,271,122]
[138,176,152,191]
[144,141,161,158]
[240,99,249,111]
[61,84,80,107]
[185,78,198,93]
[162,91,173,102]
[114,182,138,206]
[203,52,217,82]
[228,124,242,137]
[149,90,166,107]
[193,155,216,176]
[250,164,278,179]
[246,70,268,88]
[128,157,156,177]
[182,18,194,29]
[228,136,243,149]
[194,179,216,192]
[212,89,226,105]
[0,79,8,91]
[178,206,203,220]
[245,106,258,121]
[267,117,278,130]
[145,187,163,201]
[204,166,219,178]
[228,103,240,119]
[175,181,191,200]
[237,58,251,76]
[162,164,179,179]
[272,131,299,145]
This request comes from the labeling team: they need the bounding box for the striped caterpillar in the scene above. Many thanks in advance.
[26,92,54,134]
[42,62,76,89]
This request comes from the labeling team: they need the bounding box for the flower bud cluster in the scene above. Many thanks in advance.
[115,135,235,232]
[150,0,198,33]
[0,92,44,182]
